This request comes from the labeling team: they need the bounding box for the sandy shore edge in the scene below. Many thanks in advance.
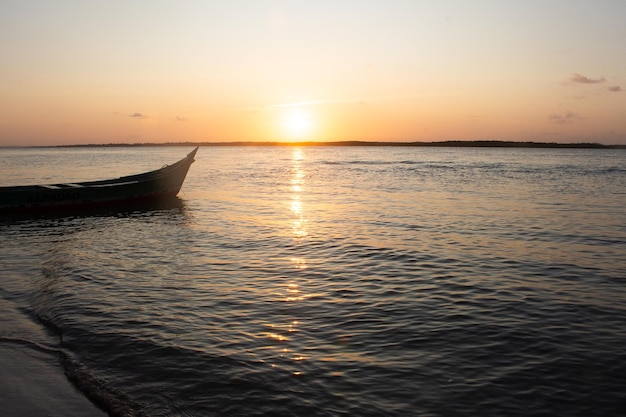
[0,345,108,417]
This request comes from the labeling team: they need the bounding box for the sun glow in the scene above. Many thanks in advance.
[281,108,315,139]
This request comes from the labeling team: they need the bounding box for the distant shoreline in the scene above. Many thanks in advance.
[7,140,626,149]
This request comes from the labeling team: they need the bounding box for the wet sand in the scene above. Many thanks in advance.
[0,346,107,417]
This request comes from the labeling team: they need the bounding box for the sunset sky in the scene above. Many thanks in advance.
[1,1,625,146]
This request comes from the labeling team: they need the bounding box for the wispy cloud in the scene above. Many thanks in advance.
[549,111,582,124]
[175,116,189,122]
[268,99,335,108]
[570,73,605,84]
[236,98,363,111]
[129,112,148,119]
[562,73,621,98]
[564,95,587,100]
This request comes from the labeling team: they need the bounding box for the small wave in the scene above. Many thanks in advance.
[0,335,59,354]
[62,351,149,417]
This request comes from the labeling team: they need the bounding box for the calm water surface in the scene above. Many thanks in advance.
[1,146,625,416]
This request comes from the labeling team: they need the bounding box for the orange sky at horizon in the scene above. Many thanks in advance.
[1,1,625,146]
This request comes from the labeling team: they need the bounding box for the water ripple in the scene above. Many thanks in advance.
[2,146,626,416]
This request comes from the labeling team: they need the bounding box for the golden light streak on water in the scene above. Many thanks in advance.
[290,148,308,240]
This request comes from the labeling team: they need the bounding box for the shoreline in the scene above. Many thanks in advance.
[0,346,108,417]
[0,297,108,417]
[4,140,625,149]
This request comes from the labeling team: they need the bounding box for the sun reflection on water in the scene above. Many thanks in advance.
[263,147,311,376]
[290,257,307,270]
[290,149,308,239]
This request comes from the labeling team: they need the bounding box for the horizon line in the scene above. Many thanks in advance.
[7,140,624,149]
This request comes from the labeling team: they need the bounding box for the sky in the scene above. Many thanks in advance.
[1,0,625,146]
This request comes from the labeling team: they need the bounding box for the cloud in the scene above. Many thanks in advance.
[564,95,587,100]
[608,86,622,92]
[549,111,582,124]
[175,116,189,122]
[570,73,605,84]
[129,112,147,119]
[228,97,366,113]
[269,99,332,108]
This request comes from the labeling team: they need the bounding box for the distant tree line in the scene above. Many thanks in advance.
[48,140,624,149]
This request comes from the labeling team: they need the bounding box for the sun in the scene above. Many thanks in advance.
[281,108,315,139]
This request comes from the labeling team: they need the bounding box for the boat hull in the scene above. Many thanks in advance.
[0,147,198,214]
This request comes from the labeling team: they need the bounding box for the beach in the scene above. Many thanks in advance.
[0,293,106,417]
[0,346,106,417]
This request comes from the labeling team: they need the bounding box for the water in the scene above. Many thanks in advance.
[1,146,625,416]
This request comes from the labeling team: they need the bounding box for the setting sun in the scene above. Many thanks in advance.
[0,2,625,146]
[281,108,315,140]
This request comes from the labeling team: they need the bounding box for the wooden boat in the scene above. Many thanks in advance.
[0,147,198,214]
